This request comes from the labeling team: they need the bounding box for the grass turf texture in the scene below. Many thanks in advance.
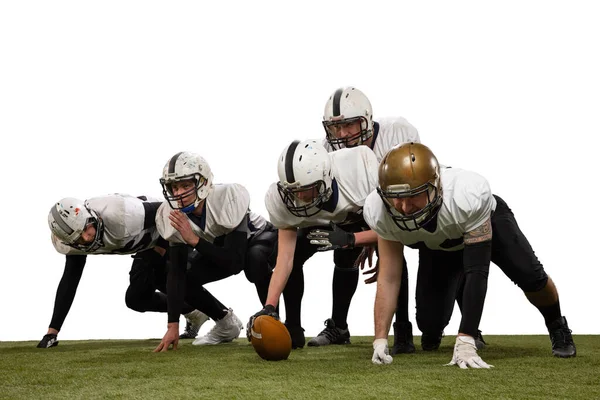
[1,336,599,399]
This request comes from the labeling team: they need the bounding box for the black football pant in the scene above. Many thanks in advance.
[125,248,194,315]
[183,227,277,320]
[283,222,369,330]
[416,195,549,337]
[244,224,278,307]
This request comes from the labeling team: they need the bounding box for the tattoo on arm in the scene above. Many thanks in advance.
[464,218,492,245]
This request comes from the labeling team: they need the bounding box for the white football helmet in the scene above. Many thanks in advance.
[160,151,214,213]
[323,86,374,150]
[48,198,104,252]
[276,139,333,217]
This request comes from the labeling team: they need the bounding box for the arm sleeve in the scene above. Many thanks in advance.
[166,243,188,323]
[48,255,87,331]
[193,215,249,275]
[458,240,492,337]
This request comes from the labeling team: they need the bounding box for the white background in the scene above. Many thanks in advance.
[1,1,598,343]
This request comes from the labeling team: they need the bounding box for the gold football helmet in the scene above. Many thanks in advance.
[377,142,443,231]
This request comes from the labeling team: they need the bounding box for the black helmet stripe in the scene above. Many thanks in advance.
[332,88,344,116]
[168,152,184,173]
[284,140,300,183]
[51,205,74,234]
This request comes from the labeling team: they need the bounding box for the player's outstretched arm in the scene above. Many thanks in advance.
[264,228,297,308]
[247,228,296,341]
[37,255,87,348]
[446,217,493,368]
[372,236,403,364]
[154,244,187,352]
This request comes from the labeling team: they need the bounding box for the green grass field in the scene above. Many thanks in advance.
[1,335,599,399]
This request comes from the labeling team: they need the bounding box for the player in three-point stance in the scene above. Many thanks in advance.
[154,151,276,351]
[41,194,208,348]
[248,139,380,349]
[366,142,576,367]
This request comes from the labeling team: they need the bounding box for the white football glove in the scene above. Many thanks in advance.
[445,336,494,369]
[372,338,393,365]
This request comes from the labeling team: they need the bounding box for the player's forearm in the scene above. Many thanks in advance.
[458,241,492,337]
[49,255,86,331]
[374,269,401,339]
[354,230,378,247]
[265,256,293,307]
[166,244,187,323]
[374,237,403,339]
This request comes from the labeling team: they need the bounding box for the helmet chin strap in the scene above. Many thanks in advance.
[181,196,203,214]
[181,203,196,214]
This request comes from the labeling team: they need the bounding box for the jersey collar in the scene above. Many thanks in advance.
[187,201,207,231]
[369,121,380,150]
[321,179,339,213]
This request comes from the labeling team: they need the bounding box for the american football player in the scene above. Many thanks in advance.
[40,194,208,348]
[153,152,276,352]
[321,86,421,353]
[248,139,380,349]
[365,142,576,367]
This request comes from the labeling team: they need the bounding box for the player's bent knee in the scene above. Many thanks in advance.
[243,267,259,283]
[125,289,146,312]
[518,274,548,293]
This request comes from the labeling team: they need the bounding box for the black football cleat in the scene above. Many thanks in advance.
[284,323,306,349]
[37,334,59,349]
[475,330,487,350]
[391,321,415,355]
[548,316,576,358]
[421,331,443,351]
[307,319,350,346]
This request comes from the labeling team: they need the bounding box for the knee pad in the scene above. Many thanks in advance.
[519,273,548,293]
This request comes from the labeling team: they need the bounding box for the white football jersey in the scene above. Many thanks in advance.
[265,146,379,229]
[323,117,421,162]
[364,167,497,251]
[51,194,161,255]
[156,183,267,245]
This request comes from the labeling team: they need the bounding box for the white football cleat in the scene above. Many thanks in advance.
[192,309,243,345]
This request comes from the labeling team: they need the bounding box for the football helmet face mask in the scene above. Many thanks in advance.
[48,198,105,252]
[323,87,374,150]
[160,152,214,214]
[377,143,443,231]
[277,139,333,218]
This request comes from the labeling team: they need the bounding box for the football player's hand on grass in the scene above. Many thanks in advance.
[372,338,393,365]
[445,335,494,369]
[154,323,179,352]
